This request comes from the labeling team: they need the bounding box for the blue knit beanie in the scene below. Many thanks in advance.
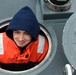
[6,6,40,41]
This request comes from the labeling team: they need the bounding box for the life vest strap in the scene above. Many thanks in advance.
[37,35,45,53]
[0,33,4,54]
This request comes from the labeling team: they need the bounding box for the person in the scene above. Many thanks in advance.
[0,6,48,71]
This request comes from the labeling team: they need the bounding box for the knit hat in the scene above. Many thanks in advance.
[6,6,40,41]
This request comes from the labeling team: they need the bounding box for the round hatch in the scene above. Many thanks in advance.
[44,0,72,11]
[0,18,57,75]
[62,12,76,70]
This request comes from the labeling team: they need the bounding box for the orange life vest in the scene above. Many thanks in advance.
[0,32,48,64]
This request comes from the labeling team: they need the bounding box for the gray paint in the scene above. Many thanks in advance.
[63,11,76,70]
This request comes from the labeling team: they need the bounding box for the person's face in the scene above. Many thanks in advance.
[13,30,32,48]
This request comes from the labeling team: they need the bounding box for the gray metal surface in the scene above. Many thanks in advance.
[63,11,76,71]
[40,0,76,20]
[37,20,70,75]
[0,0,37,20]
[0,0,76,75]
[36,0,76,75]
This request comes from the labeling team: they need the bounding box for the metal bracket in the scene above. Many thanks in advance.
[63,64,74,75]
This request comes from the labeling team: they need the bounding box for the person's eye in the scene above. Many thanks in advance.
[15,31,20,34]
[25,32,30,35]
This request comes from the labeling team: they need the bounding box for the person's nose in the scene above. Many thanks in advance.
[19,34,24,41]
